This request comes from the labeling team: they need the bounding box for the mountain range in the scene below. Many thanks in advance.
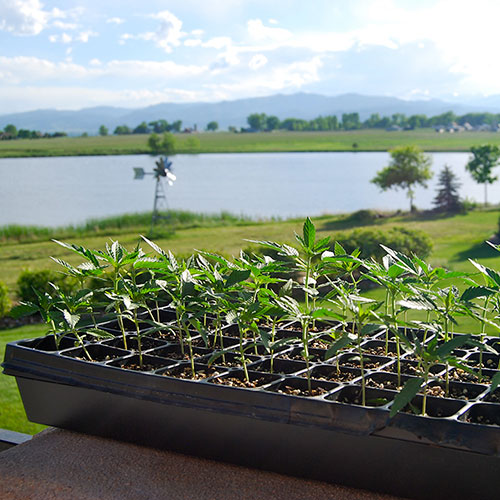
[2,92,500,135]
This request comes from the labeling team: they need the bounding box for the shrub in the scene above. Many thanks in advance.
[333,226,432,260]
[343,209,381,225]
[0,280,11,318]
[17,269,77,303]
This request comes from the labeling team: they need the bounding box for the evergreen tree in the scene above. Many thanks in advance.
[433,165,462,213]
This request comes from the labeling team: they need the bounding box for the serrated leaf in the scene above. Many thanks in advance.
[435,335,472,358]
[325,335,353,360]
[334,241,346,256]
[302,217,315,250]
[225,269,251,288]
[490,372,500,392]
[390,377,424,418]
[260,328,271,351]
[9,303,39,318]
[62,310,80,329]
[460,286,495,302]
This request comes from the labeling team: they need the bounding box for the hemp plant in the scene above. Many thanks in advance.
[390,333,477,417]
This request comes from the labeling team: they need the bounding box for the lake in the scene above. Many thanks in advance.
[0,151,491,227]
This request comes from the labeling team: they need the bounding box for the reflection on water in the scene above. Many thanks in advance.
[0,151,487,227]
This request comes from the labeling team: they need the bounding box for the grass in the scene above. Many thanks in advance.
[3,129,500,157]
[2,206,500,433]
[0,323,47,435]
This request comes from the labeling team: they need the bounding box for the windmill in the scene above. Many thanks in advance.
[133,157,176,230]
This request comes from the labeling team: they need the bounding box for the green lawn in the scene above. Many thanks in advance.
[2,207,500,434]
[2,129,500,157]
[0,324,47,434]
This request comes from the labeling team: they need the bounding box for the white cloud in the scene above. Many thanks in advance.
[0,0,80,36]
[184,39,202,47]
[247,18,291,43]
[0,56,207,85]
[149,10,185,52]
[76,30,97,43]
[268,19,278,25]
[52,20,77,30]
[120,10,186,53]
[205,55,323,96]
[248,54,267,70]
[191,29,204,36]
[202,36,232,50]
[0,0,51,35]
[106,17,124,25]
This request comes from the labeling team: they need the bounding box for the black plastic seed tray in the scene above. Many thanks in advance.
[3,331,500,500]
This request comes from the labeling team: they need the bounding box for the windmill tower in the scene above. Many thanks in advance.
[133,157,176,230]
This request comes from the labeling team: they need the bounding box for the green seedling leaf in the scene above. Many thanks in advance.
[390,377,424,418]
[85,328,115,339]
[260,328,271,351]
[313,236,331,253]
[62,310,80,330]
[325,334,354,360]
[141,235,167,257]
[279,278,293,297]
[460,286,496,302]
[225,269,251,288]
[334,241,346,256]
[361,323,384,336]
[435,334,472,358]
[367,398,389,406]
[302,217,316,250]
[10,303,39,318]
[490,372,500,392]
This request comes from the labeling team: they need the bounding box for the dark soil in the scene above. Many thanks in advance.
[338,356,388,370]
[119,361,164,372]
[299,369,358,383]
[424,383,485,400]
[466,413,500,426]
[365,376,403,391]
[337,390,390,407]
[276,385,329,397]
[361,346,397,357]
[211,375,271,388]
[484,389,500,403]
[146,330,179,342]
[162,366,224,380]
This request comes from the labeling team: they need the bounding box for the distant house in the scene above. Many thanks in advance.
[386,125,402,131]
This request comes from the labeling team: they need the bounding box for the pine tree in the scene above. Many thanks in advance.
[433,165,462,213]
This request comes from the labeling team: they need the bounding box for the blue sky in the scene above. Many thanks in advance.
[1,0,499,113]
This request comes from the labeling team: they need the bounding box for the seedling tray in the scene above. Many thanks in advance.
[3,327,500,500]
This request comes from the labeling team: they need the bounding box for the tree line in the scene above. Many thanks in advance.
[246,111,500,132]
[1,124,67,140]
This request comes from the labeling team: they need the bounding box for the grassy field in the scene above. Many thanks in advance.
[2,129,500,157]
[2,207,500,434]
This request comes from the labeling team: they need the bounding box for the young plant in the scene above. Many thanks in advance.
[390,333,479,417]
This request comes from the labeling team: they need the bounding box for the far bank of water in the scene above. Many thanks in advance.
[0,152,492,227]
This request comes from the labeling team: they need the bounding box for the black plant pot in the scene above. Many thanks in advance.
[3,327,500,500]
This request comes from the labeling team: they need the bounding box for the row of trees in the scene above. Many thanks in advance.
[1,124,67,140]
[246,111,500,132]
[372,144,500,212]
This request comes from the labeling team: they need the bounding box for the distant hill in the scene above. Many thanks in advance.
[0,92,498,135]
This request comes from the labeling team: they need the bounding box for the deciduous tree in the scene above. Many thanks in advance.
[465,144,500,206]
[372,145,433,212]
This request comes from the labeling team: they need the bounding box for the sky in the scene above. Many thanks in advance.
[1,0,500,114]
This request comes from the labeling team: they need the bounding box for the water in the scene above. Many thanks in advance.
[0,152,491,227]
